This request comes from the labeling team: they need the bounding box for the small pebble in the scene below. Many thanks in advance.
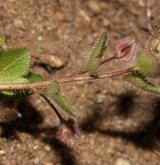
[0,150,6,155]
[115,158,131,165]
[44,145,51,152]
[55,11,67,22]
[102,18,110,27]
[87,1,101,14]
[96,91,106,103]
[33,157,40,165]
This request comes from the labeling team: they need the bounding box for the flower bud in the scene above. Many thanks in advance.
[57,118,79,147]
[115,38,137,62]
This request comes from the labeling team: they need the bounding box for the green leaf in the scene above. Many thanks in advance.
[0,48,31,84]
[0,48,31,97]
[85,32,107,73]
[124,72,160,94]
[44,81,60,96]
[27,72,44,82]
[1,72,44,97]
[137,52,160,78]
[43,82,75,116]
[0,36,5,46]
[53,94,76,116]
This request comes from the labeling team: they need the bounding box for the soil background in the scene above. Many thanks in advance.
[0,0,160,165]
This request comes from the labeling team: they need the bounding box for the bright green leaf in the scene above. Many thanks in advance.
[27,72,44,82]
[0,48,31,84]
[1,72,44,97]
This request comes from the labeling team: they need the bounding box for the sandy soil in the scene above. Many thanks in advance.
[0,0,160,165]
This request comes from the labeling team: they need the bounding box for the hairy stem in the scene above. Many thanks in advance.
[0,67,134,91]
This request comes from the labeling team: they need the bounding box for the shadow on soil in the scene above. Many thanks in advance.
[2,90,160,164]
[1,98,77,165]
[81,91,160,151]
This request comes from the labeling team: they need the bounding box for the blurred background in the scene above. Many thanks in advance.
[0,0,160,165]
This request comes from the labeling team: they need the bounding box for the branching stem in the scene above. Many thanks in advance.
[0,66,135,91]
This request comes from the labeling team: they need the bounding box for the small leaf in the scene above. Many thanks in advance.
[0,48,31,84]
[0,36,5,46]
[43,82,75,116]
[85,32,107,73]
[44,81,60,96]
[124,72,160,94]
[27,72,44,82]
[0,106,21,123]
[137,51,160,78]
[53,94,76,116]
